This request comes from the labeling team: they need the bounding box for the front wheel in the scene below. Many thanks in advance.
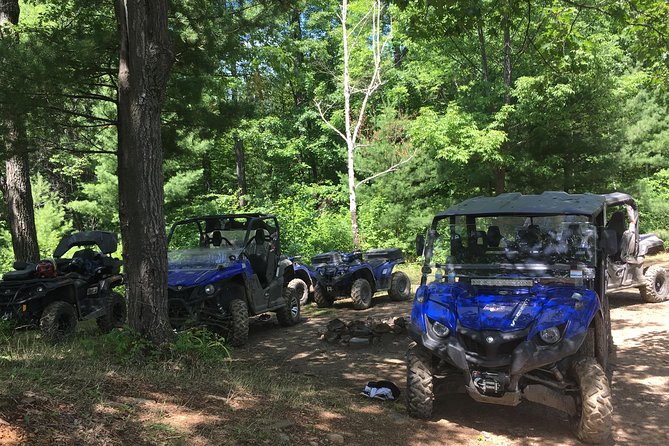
[570,357,613,443]
[640,265,669,303]
[276,280,301,326]
[40,301,77,342]
[219,299,249,347]
[96,292,127,333]
[351,278,372,310]
[389,271,411,301]
[314,283,334,308]
[406,342,435,419]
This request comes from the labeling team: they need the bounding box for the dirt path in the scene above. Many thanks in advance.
[234,288,669,446]
[1,283,666,445]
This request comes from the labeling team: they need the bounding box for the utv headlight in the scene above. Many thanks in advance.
[203,284,216,296]
[539,326,561,344]
[431,320,450,337]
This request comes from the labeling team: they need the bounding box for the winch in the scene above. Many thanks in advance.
[472,371,509,396]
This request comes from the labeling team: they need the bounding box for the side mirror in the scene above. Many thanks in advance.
[255,229,265,245]
[416,234,425,257]
[599,228,618,256]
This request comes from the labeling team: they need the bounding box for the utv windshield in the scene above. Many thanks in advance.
[425,214,598,279]
[167,217,252,267]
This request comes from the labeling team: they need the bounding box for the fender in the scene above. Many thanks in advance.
[276,257,293,280]
[98,274,124,294]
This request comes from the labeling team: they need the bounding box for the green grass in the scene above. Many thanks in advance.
[0,324,363,445]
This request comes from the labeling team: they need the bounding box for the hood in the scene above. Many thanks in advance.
[168,261,247,287]
[168,268,221,287]
[448,286,547,331]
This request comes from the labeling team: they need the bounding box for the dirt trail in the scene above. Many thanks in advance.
[236,288,669,445]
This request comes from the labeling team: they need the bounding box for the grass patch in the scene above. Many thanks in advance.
[0,325,359,445]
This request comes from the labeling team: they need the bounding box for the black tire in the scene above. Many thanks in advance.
[406,342,434,419]
[570,357,613,443]
[351,278,372,310]
[40,301,77,342]
[276,280,301,326]
[96,292,127,333]
[314,283,334,308]
[640,265,669,303]
[290,278,310,306]
[389,271,411,301]
[223,299,249,347]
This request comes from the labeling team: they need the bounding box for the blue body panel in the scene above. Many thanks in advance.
[370,259,403,291]
[410,279,599,374]
[168,259,253,287]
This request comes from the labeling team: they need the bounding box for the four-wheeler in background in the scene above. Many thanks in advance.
[166,214,308,346]
[0,231,126,341]
[407,192,623,443]
[309,248,411,310]
[603,192,667,302]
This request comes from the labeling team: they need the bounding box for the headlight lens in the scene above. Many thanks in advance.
[432,320,450,337]
[203,284,216,295]
[539,326,561,344]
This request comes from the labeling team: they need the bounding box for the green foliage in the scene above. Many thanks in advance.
[102,328,162,363]
[168,328,230,367]
[67,156,119,231]
[33,174,72,258]
[637,169,669,240]
[101,326,230,370]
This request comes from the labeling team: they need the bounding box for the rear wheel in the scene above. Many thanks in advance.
[40,301,77,342]
[389,271,411,301]
[290,278,310,306]
[96,292,127,333]
[570,357,613,443]
[406,342,434,419]
[351,278,372,310]
[640,265,668,303]
[276,280,301,326]
[314,283,334,308]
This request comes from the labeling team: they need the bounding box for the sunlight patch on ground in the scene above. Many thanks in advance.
[0,425,24,446]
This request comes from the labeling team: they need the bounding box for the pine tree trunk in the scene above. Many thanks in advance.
[1,0,40,263]
[115,0,174,345]
[234,138,247,207]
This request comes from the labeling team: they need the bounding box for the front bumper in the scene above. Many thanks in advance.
[408,321,586,376]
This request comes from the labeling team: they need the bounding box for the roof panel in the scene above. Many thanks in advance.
[436,191,607,218]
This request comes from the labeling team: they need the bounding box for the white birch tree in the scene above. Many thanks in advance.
[316,0,412,248]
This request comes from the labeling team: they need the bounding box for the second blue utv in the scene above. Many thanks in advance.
[166,214,311,346]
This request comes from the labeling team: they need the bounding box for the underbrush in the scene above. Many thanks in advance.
[0,324,329,444]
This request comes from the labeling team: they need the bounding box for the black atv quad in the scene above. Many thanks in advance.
[0,231,126,341]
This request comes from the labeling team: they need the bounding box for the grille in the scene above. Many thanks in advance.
[458,329,526,359]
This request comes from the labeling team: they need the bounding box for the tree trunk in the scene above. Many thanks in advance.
[341,0,361,248]
[202,154,212,192]
[348,140,360,248]
[115,0,174,345]
[0,0,40,263]
[234,137,247,207]
[0,0,19,23]
[496,1,513,195]
[563,154,574,193]
[291,6,305,108]
[477,16,489,84]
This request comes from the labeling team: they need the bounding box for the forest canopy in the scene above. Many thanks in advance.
[1,0,668,266]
